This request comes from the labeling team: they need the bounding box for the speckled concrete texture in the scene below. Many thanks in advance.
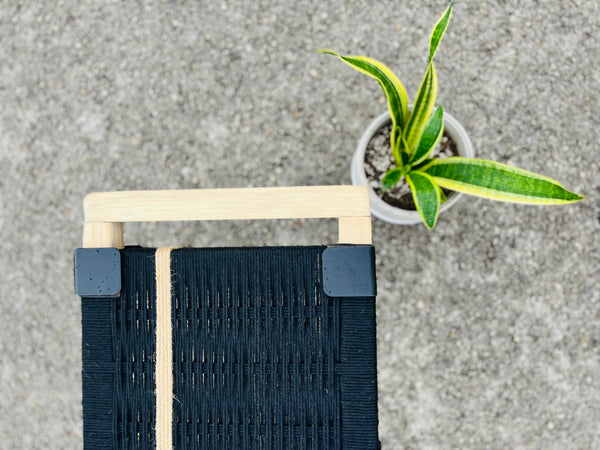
[1,1,598,448]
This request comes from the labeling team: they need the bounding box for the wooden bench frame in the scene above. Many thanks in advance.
[82,186,372,248]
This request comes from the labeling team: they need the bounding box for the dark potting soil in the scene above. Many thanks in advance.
[364,122,459,210]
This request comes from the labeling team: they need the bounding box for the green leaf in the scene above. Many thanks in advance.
[381,167,404,192]
[423,157,584,204]
[438,185,447,203]
[318,50,409,161]
[412,157,435,171]
[410,105,444,165]
[400,150,410,167]
[391,125,403,163]
[429,2,453,63]
[403,62,438,152]
[405,171,441,229]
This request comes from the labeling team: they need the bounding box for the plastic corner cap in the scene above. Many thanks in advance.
[322,246,376,297]
[74,248,121,297]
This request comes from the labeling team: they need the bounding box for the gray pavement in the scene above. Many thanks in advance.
[1,1,599,448]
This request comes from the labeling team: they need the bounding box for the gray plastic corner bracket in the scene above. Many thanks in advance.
[322,245,376,297]
[74,248,121,297]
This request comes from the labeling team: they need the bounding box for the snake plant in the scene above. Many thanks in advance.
[320,2,583,228]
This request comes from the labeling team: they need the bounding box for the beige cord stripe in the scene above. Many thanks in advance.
[155,247,177,450]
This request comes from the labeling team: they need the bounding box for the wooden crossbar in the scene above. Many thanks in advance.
[82,186,372,247]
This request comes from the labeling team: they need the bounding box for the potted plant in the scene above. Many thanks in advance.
[320,2,583,228]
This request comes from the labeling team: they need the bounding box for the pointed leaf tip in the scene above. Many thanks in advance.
[429,2,453,63]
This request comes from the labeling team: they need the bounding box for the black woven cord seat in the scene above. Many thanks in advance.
[81,246,378,449]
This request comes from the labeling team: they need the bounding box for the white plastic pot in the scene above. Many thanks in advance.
[351,111,475,225]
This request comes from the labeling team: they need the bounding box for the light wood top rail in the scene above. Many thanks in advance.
[84,186,370,222]
[83,186,372,247]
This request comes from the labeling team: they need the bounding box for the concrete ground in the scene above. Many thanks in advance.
[1,1,599,448]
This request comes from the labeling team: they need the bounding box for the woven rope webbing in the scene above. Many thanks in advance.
[81,246,379,449]
[82,248,156,449]
[171,247,340,448]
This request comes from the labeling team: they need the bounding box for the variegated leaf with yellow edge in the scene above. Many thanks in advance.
[405,171,441,229]
[429,2,453,63]
[403,62,438,153]
[422,157,584,204]
[318,50,409,162]
[410,105,444,165]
